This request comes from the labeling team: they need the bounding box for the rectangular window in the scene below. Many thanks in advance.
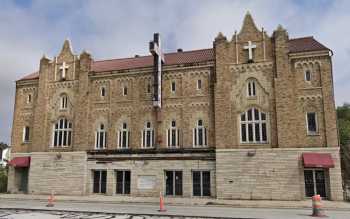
[142,129,154,148]
[95,131,106,149]
[23,126,30,142]
[193,127,207,147]
[307,112,317,134]
[305,70,311,82]
[116,170,131,195]
[197,79,202,90]
[93,170,107,194]
[165,171,182,196]
[123,86,128,96]
[192,171,211,197]
[304,169,327,198]
[167,128,179,147]
[171,81,176,93]
[118,130,129,149]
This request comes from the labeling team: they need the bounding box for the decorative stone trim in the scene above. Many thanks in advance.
[230,61,273,73]
[48,80,79,89]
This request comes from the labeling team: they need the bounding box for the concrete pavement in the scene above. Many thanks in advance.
[0,198,350,219]
[1,194,350,210]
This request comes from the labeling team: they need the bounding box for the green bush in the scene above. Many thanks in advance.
[0,166,7,193]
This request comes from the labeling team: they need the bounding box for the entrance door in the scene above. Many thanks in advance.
[19,168,29,193]
[304,169,327,198]
[165,171,182,196]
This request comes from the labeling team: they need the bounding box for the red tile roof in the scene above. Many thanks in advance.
[91,48,214,72]
[18,37,329,81]
[289,36,330,53]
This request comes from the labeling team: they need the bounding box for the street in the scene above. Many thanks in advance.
[0,199,349,219]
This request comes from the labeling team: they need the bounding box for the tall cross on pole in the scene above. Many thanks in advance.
[243,41,257,62]
[59,61,69,80]
[149,33,165,108]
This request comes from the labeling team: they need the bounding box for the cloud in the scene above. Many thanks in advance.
[0,0,349,143]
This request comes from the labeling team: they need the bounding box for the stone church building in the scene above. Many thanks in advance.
[8,13,343,200]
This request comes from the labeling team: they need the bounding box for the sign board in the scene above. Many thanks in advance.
[137,175,157,190]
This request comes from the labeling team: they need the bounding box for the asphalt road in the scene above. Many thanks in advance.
[0,199,349,219]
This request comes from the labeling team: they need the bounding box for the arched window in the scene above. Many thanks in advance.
[142,121,154,148]
[167,120,179,147]
[95,123,106,149]
[27,94,32,104]
[60,94,68,109]
[53,118,72,147]
[305,70,311,82]
[247,80,256,97]
[118,122,129,149]
[193,119,207,147]
[240,108,267,143]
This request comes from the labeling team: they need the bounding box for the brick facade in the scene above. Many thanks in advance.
[8,13,343,200]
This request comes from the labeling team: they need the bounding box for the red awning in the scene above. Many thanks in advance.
[8,156,30,168]
[302,153,334,168]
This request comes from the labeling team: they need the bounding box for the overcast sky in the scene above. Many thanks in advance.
[0,0,349,144]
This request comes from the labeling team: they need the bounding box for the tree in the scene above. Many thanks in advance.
[337,103,350,146]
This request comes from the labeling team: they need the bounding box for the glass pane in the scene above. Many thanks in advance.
[124,171,131,194]
[248,109,252,121]
[116,171,123,194]
[248,83,251,96]
[194,128,197,145]
[193,171,201,196]
[93,171,100,193]
[165,171,173,196]
[171,130,176,146]
[146,131,151,147]
[304,170,315,197]
[58,131,62,146]
[122,131,127,148]
[99,132,104,148]
[307,113,317,132]
[198,120,203,126]
[198,128,203,146]
[254,109,259,120]
[175,171,183,196]
[54,131,58,146]
[101,171,107,194]
[241,124,246,142]
[248,124,253,142]
[262,123,267,141]
[68,131,71,146]
[261,113,266,120]
[63,131,67,146]
[315,170,326,198]
[241,113,246,121]
[255,124,260,142]
[202,171,211,196]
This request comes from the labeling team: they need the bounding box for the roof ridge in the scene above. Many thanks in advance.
[289,36,314,41]
[93,48,213,63]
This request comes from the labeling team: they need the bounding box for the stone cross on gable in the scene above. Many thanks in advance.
[244,41,257,62]
[149,33,165,108]
[59,61,69,80]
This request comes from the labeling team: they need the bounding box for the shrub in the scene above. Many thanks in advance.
[0,166,7,193]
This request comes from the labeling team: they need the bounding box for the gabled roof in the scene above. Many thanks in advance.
[289,36,330,53]
[17,37,330,81]
[91,48,214,73]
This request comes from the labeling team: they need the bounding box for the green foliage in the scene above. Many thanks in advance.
[337,103,350,146]
[0,166,7,193]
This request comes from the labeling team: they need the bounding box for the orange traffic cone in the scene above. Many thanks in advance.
[158,191,166,212]
[46,191,55,207]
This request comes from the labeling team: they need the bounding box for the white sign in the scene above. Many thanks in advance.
[137,175,156,190]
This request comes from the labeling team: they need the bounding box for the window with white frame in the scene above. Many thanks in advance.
[23,126,30,143]
[101,87,106,97]
[247,80,256,97]
[240,108,267,143]
[305,70,311,82]
[171,81,176,93]
[95,123,106,149]
[193,119,207,147]
[167,120,179,147]
[118,123,129,149]
[197,79,202,90]
[53,118,72,147]
[142,122,154,148]
[123,86,128,96]
[60,95,68,109]
[306,112,318,134]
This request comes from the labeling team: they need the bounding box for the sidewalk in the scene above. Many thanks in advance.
[1,194,350,210]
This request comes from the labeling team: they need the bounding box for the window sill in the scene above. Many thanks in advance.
[21,141,31,145]
[307,133,320,136]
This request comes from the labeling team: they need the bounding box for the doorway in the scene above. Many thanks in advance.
[15,168,29,193]
[304,169,328,198]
